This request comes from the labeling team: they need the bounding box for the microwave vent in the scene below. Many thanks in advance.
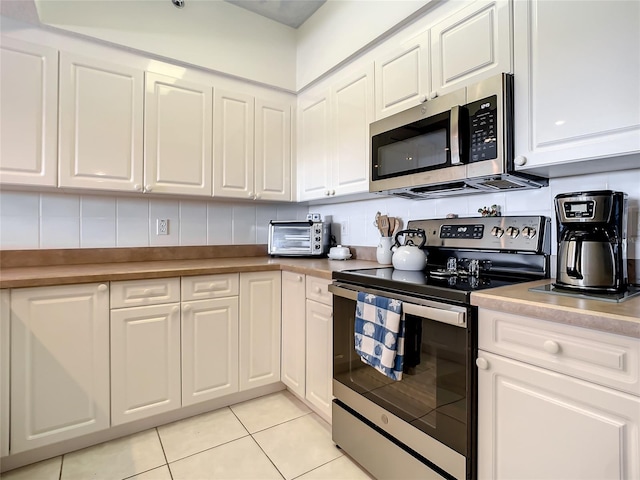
[478,178,525,190]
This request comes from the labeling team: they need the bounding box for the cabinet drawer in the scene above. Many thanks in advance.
[478,309,640,395]
[111,278,180,308]
[181,273,239,301]
[306,276,332,306]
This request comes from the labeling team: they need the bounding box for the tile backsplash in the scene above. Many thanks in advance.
[1,168,639,260]
[0,192,308,249]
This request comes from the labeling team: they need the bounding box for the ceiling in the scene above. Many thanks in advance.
[224,0,326,28]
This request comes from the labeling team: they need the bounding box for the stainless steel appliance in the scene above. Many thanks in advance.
[555,190,628,293]
[330,216,550,480]
[268,220,330,256]
[369,73,548,198]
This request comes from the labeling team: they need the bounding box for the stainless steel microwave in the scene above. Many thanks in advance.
[369,73,547,198]
[268,221,330,256]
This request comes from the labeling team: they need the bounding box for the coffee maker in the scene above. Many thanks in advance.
[554,191,628,293]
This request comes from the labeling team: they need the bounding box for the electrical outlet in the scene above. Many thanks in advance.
[157,218,169,235]
[341,220,349,237]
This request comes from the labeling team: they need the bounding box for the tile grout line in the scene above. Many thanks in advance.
[154,426,174,480]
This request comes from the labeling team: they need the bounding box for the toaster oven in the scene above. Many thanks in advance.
[268,220,330,256]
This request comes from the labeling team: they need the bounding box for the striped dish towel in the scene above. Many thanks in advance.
[354,291,404,380]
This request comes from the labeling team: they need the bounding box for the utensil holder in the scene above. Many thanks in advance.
[376,237,393,265]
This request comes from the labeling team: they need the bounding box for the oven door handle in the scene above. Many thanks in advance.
[328,283,466,328]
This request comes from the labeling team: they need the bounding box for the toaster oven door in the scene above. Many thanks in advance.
[268,221,314,256]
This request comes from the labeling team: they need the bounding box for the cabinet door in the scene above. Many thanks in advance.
[111,303,181,425]
[10,284,110,453]
[374,30,430,120]
[58,53,144,192]
[1,290,9,457]
[0,37,58,187]
[145,72,212,196]
[213,89,255,199]
[477,350,640,479]
[281,272,306,398]
[297,88,332,201]
[513,0,640,170]
[254,97,292,201]
[431,0,511,97]
[239,272,281,391]
[331,64,374,197]
[182,297,239,406]
[305,298,333,422]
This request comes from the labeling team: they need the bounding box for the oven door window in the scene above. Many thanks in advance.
[272,226,312,252]
[334,300,469,456]
[372,111,453,180]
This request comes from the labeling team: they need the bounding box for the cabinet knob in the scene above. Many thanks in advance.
[255,192,261,199]
[145,185,153,192]
[325,190,330,196]
[134,184,142,192]
[144,289,151,296]
[296,275,303,282]
[330,189,336,196]
[171,306,180,314]
[183,304,192,312]
[429,92,438,100]
[514,156,527,167]
[98,284,108,292]
[543,340,560,354]
[248,191,254,198]
[314,286,322,294]
[476,357,489,370]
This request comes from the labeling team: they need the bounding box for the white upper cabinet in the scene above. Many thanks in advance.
[213,91,292,201]
[513,0,640,171]
[213,89,255,199]
[58,52,144,192]
[298,63,374,201]
[374,31,430,120]
[145,72,213,196]
[331,65,374,197]
[298,87,332,201]
[431,0,511,97]
[0,37,58,187]
[254,98,292,201]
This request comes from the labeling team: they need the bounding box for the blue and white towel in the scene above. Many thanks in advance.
[354,292,404,381]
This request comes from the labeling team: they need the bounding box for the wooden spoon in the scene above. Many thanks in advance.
[379,215,390,237]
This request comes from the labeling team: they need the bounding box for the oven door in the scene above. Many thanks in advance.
[329,282,476,480]
[268,222,313,255]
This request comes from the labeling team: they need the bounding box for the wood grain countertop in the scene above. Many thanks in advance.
[0,256,379,289]
[471,279,640,338]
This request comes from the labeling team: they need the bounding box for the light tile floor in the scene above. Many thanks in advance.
[1,391,374,480]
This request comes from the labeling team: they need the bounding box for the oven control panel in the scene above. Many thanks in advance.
[408,216,550,253]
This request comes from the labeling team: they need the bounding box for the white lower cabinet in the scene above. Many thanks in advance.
[477,309,640,479]
[1,290,10,457]
[110,278,181,425]
[181,274,240,406]
[239,271,281,391]
[281,273,333,422]
[10,284,110,454]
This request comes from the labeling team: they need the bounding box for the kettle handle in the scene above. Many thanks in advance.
[393,229,427,249]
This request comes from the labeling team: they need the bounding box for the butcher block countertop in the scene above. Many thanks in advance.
[471,279,640,338]
[0,245,378,289]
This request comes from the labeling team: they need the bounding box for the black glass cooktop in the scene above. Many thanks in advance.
[333,267,535,304]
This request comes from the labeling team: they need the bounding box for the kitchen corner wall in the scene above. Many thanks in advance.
[0,192,308,249]
[316,168,640,260]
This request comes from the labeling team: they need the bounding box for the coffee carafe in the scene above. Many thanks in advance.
[554,190,628,293]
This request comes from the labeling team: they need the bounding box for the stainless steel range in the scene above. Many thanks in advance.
[329,216,550,480]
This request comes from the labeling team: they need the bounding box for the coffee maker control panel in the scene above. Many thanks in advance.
[556,192,619,223]
[563,200,594,219]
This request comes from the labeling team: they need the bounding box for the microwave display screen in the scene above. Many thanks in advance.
[468,95,498,163]
[372,111,451,179]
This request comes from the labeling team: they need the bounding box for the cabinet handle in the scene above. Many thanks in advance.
[145,185,152,192]
[325,190,330,196]
[330,189,335,196]
[248,191,254,198]
[144,289,152,296]
[543,340,560,354]
[476,357,489,370]
[183,304,192,312]
[429,92,438,100]
[255,192,261,200]
[314,286,322,294]
[171,306,180,315]
[296,275,303,282]
[98,284,108,292]
[134,184,142,192]
[514,156,527,167]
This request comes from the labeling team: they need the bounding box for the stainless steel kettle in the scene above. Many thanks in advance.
[556,229,616,290]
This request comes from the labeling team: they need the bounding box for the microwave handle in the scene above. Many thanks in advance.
[450,105,462,166]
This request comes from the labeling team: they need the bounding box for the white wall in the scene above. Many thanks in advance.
[0,191,308,249]
[313,168,640,260]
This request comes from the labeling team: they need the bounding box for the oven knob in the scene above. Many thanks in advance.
[522,226,537,239]
[490,226,504,238]
[506,226,520,238]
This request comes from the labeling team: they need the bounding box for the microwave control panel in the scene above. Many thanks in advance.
[468,95,497,162]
